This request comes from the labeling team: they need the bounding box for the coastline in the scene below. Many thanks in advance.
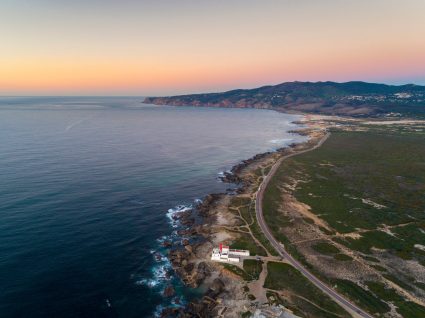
[159,114,329,317]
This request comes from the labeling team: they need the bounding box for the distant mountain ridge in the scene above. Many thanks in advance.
[144,81,425,117]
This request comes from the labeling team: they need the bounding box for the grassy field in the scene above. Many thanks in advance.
[335,280,425,317]
[243,259,263,280]
[365,281,403,302]
[263,128,425,259]
[333,253,352,261]
[311,241,354,261]
[231,232,267,257]
[264,262,350,317]
[222,263,250,281]
[230,194,279,256]
[332,279,390,314]
[250,219,279,257]
[311,241,340,255]
[228,195,272,256]
[222,260,264,282]
[265,129,425,226]
[395,301,425,318]
[262,127,425,316]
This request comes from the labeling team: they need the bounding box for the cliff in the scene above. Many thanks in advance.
[144,81,425,117]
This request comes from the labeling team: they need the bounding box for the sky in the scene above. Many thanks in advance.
[1,0,425,96]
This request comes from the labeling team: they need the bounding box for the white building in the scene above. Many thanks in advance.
[211,243,250,263]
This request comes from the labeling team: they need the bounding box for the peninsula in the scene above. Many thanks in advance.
[144,81,425,118]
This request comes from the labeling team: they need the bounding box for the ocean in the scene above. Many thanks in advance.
[0,97,306,317]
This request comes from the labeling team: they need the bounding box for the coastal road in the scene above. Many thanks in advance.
[255,132,374,318]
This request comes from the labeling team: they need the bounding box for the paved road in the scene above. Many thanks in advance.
[255,132,374,318]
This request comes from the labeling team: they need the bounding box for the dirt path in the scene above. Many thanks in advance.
[255,132,373,318]
[247,260,269,304]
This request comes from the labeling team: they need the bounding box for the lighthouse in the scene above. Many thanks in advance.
[211,243,250,263]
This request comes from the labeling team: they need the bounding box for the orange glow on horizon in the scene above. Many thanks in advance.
[2,48,424,95]
[1,1,425,95]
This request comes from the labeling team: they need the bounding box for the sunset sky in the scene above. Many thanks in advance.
[1,0,425,96]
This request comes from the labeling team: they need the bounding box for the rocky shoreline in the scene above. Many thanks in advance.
[160,176,254,316]
[159,117,323,318]
[147,113,425,317]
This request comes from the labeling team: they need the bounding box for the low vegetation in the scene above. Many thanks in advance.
[221,263,250,281]
[262,126,425,316]
[365,281,403,303]
[395,301,425,318]
[145,81,425,117]
[311,241,340,255]
[333,253,352,261]
[231,232,267,257]
[332,279,390,314]
[264,262,350,317]
[243,259,263,280]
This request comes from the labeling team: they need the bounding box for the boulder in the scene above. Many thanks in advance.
[162,240,172,248]
[163,285,175,297]
[184,245,193,253]
[184,262,195,273]
[207,278,225,298]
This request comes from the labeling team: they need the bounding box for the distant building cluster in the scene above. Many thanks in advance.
[394,92,413,99]
[211,243,250,263]
[342,92,424,104]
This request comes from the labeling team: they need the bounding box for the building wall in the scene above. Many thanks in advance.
[229,250,250,256]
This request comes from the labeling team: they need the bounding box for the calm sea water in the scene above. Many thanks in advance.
[0,97,306,317]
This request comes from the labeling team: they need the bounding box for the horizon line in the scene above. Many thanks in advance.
[1,79,424,98]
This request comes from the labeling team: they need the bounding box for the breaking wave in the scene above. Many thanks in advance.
[166,204,193,228]
[135,200,201,316]
[269,138,292,145]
